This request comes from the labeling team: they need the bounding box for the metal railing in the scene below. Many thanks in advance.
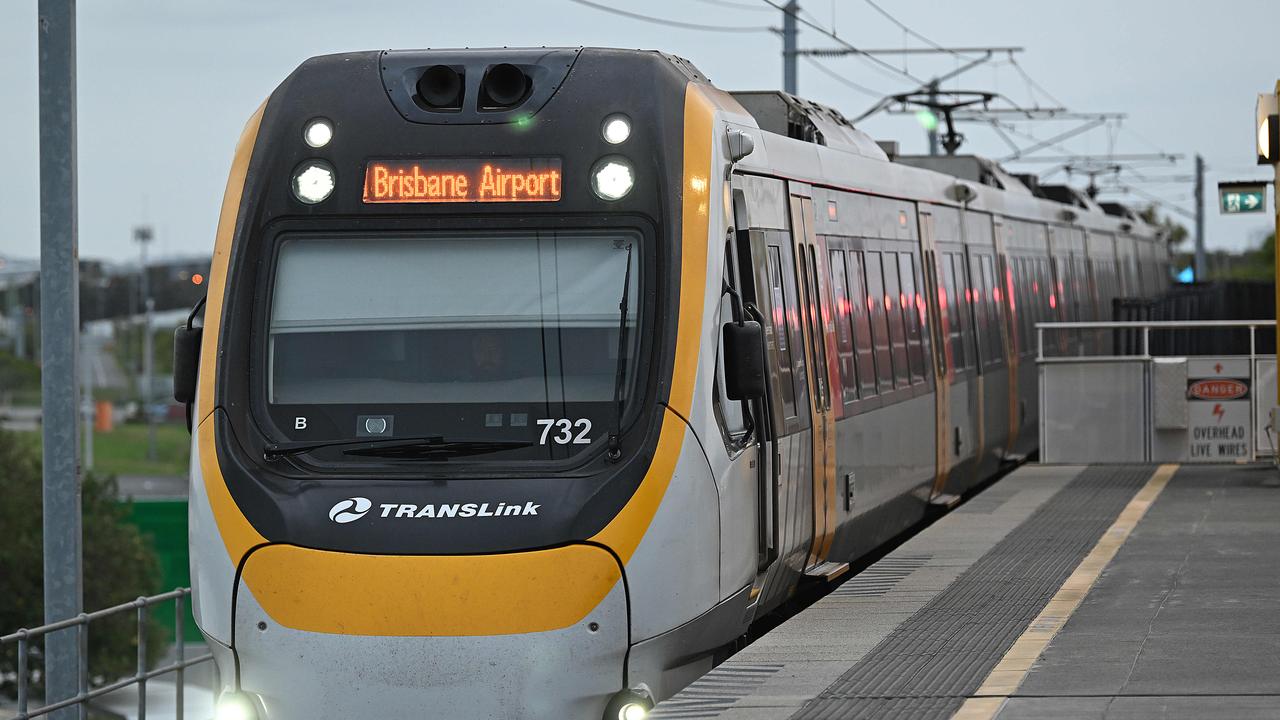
[1035,320,1279,464]
[1037,319,1276,363]
[2,588,212,720]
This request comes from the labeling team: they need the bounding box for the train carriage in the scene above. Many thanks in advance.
[175,47,1167,720]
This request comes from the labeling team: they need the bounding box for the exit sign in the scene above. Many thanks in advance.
[1218,182,1267,214]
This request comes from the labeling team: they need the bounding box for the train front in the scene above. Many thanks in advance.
[185,48,728,720]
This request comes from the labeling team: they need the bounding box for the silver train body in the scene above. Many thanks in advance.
[183,48,1168,720]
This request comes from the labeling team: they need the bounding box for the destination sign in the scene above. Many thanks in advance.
[363,158,562,204]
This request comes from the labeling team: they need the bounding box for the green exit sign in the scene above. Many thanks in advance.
[1218,182,1267,214]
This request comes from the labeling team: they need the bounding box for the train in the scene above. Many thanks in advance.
[172,47,1169,720]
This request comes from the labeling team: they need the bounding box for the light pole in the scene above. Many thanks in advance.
[134,225,156,461]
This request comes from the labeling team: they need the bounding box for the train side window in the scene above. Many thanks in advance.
[967,253,988,367]
[1017,257,1033,353]
[942,253,968,370]
[979,255,1002,366]
[847,251,878,398]
[828,249,858,403]
[780,245,810,421]
[765,246,798,419]
[714,241,748,440]
[898,252,926,384]
[880,252,910,389]
[863,251,895,394]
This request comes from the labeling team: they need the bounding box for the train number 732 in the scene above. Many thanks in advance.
[537,418,593,445]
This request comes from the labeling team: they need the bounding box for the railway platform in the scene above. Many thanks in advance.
[653,463,1280,719]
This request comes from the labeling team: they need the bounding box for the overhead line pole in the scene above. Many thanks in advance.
[782,0,797,94]
[37,3,83,720]
[1194,154,1205,281]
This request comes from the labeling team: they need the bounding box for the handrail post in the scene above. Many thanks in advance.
[1142,326,1150,358]
[1037,326,1044,362]
[76,616,88,720]
[17,631,29,720]
[175,592,185,720]
[136,600,148,720]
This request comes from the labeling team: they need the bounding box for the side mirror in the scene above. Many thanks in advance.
[723,320,766,400]
[173,325,202,405]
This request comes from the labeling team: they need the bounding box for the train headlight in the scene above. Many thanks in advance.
[214,692,259,720]
[292,160,335,204]
[619,702,649,720]
[602,114,631,144]
[592,156,634,201]
[303,118,333,148]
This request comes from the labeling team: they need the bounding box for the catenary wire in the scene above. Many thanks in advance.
[567,0,774,33]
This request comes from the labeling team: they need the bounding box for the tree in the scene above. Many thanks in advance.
[0,429,162,699]
[1138,204,1190,250]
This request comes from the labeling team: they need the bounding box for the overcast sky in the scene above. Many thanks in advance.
[1,0,1276,262]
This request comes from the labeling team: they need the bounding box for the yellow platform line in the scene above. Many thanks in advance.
[951,463,1179,720]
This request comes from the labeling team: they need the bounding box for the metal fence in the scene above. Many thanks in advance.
[1037,320,1278,464]
[2,588,211,720]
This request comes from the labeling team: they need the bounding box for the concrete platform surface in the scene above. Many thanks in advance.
[652,463,1280,720]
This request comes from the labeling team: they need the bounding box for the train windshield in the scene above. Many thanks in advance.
[265,229,642,463]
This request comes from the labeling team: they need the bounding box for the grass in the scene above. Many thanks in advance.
[17,421,191,478]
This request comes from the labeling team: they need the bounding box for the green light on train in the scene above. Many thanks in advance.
[514,114,533,130]
[915,109,939,132]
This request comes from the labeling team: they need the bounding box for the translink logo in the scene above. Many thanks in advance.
[379,501,541,519]
[327,498,541,524]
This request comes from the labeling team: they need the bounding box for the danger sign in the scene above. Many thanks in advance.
[1186,359,1251,462]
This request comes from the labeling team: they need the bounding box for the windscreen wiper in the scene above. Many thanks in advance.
[263,435,449,460]
[607,242,634,462]
[264,435,528,461]
[342,438,532,460]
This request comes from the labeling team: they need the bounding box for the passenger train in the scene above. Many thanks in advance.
[174,47,1169,720]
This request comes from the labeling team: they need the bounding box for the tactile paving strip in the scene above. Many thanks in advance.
[829,555,930,598]
[789,465,1155,720]
[650,664,785,719]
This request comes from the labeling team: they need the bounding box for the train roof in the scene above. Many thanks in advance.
[720,86,1158,241]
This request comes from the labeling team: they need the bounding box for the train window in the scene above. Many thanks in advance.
[266,230,642,462]
[863,251,895,394]
[780,246,810,420]
[881,252,910,389]
[1016,257,1033,353]
[800,246,829,409]
[766,246,798,420]
[898,252,926,384]
[828,249,859,403]
[942,253,969,370]
[979,255,1002,366]
[714,242,749,439]
[847,251,878,398]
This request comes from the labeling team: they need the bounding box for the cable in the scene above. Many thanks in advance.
[567,0,773,33]
[1007,56,1067,110]
[758,0,925,84]
[692,0,773,11]
[862,0,979,61]
[803,56,887,98]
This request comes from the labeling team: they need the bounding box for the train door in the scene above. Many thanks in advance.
[967,217,1010,474]
[788,192,839,574]
[925,206,980,497]
[993,225,1026,459]
[737,225,812,612]
[918,209,954,502]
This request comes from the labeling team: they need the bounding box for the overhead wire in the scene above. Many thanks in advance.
[804,56,887,98]
[566,0,774,33]
[1006,55,1067,109]
[691,0,773,11]
[861,0,980,62]
[757,0,926,84]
